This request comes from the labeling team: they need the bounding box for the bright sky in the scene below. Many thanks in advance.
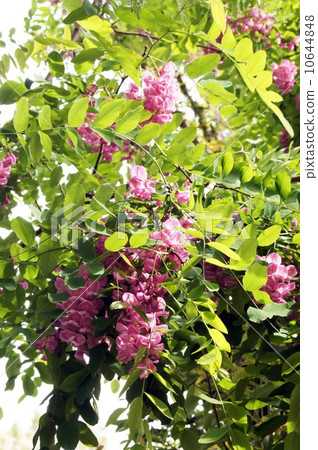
[0,3,127,448]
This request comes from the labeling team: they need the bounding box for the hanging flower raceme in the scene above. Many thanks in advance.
[95,238,171,378]
[277,34,300,51]
[271,60,298,94]
[151,217,190,269]
[257,252,297,303]
[76,113,121,162]
[176,180,191,204]
[34,265,108,361]
[0,152,17,186]
[231,6,274,36]
[127,165,156,200]
[124,62,179,125]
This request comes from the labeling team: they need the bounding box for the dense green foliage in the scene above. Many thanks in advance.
[0,0,299,449]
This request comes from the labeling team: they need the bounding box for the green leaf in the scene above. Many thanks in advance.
[224,402,248,426]
[135,122,161,144]
[116,106,151,133]
[57,421,79,450]
[254,71,272,89]
[230,238,258,270]
[258,225,281,246]
[151,371,176,394]
[91,184,113,211]
[29,133,42,163]
[230,428,251,449]
[60,370,88,392]
[247,306,269,323]
[198,426,230,444]
[201,311,228,333]
[38,131,52,159]
[130,229,150,248]
[276,171,291,200]
[208,0,226,33]
[63,1,97,24]
[38,105,52,130]
[284,431,300,450]
[252,290,272,305]
[0,80,27,104]
[282,352,300,375]
[197,351,218,366]
[104,232,128,252]
[13,98,29,132]
[106,407,126,426]
[221,27,236,50]
[262,302,293,317]
[234,38,253,62]
[48,51,65,77]
[196,393,222,405]
[243,262,268,291]
[22,375,35,396]
[64,183,86,210]
[207,241,240,261]
[78,422,99,447]
[11,217,35,246]
[219,104,237,117]
[145,393,172,419]
[119,369,142,396]
[181,429,200,450]
[111,379,120,394]
[245,399,268,410]
[185,53,220,78]
[68,97,89,127]
[128,396,143,438]
[246,50,266,76]
[209,329,231,352]
[72,48,104,64]
[93,100,125,128]
[221,152,234,177]
[256,88,294,137]
[77,16,112,37]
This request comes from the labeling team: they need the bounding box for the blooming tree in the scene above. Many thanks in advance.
[0,0,300,449]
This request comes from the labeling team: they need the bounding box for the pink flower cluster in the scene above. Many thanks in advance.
[277,34,300,51]
[34,265,108,360]
[128,165,156,200]
[96,240,172,377]
[77,113,121,162]
[151,217,191,269]
[35,215,191,377]
[204,263,237,290]
[125,62,179,124]
[231,6,274,36]
[176,180,191,204]
[77,114,135,162]
[0,153,17,186]
[271,60,298,94]
[258,253,297,303]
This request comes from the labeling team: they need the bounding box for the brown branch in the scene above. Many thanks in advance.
[92,143,103,174]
